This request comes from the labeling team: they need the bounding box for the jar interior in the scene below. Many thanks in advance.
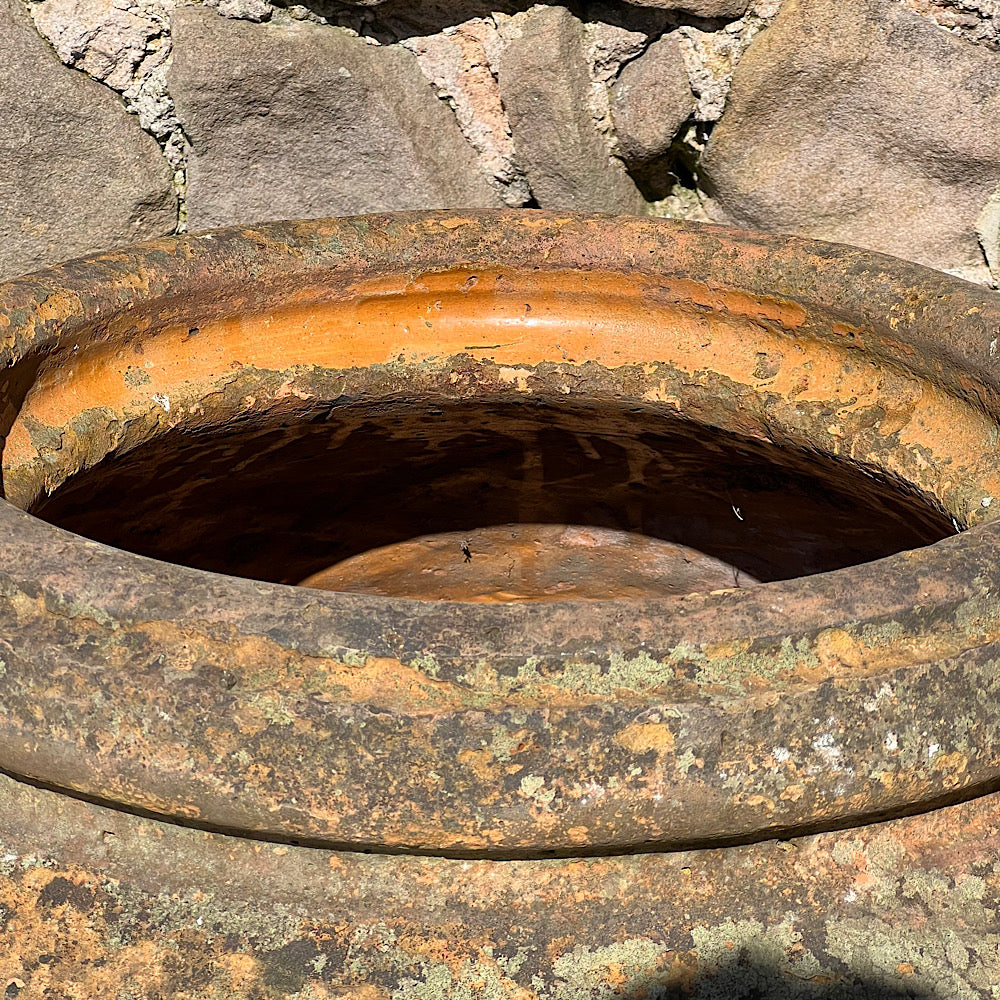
[28,394,953,590]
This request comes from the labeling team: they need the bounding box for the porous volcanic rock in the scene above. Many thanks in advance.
[611,31,695,165]
[0,0,175,281]
[168,7,501,230]
[700,0,1000,271]
[497,5,645,214]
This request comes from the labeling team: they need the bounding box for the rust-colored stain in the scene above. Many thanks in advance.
[0,211,999,992]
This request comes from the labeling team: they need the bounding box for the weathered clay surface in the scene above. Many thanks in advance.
[2,769,1000,996]
[496,7,645,213]
[1,213,1000,862]
[31,388,956,587]
[168,7,501,229]
[0,0,175,281]
[3,212,1000,994]
[611,31,695,165]
[701,0,1000,271]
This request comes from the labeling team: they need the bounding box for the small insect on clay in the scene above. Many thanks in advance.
[461,540,472,563]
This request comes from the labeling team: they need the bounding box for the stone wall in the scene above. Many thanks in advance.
[2,0,1000,284]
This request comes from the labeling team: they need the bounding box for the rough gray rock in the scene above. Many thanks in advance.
[611,32,695,165]
[168,8,501,230]
[587,21,652,84]
[309,0,751,11]
[673,5,780,125]
[403,19,530,207]
[28,0,185,170]
[700,0,1000,271]
[0,0,175,281]
[496,6,645,214]
[977,184,1000,284]
[619,0,751,13]
[31,0,162,93]
[347,0,751,11]
[904,0,1000,47]
[203,0,272,21]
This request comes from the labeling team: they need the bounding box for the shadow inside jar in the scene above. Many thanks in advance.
[29,397,952,590]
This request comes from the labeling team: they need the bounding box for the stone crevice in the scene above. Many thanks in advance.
[401,16,532,208]
[903,0,1000,47]
[1,0,177,277]
[21,0,190,229]
[16,0,780,244]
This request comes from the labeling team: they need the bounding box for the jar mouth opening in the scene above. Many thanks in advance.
[3,263,987,602]
[24,391,953,600]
